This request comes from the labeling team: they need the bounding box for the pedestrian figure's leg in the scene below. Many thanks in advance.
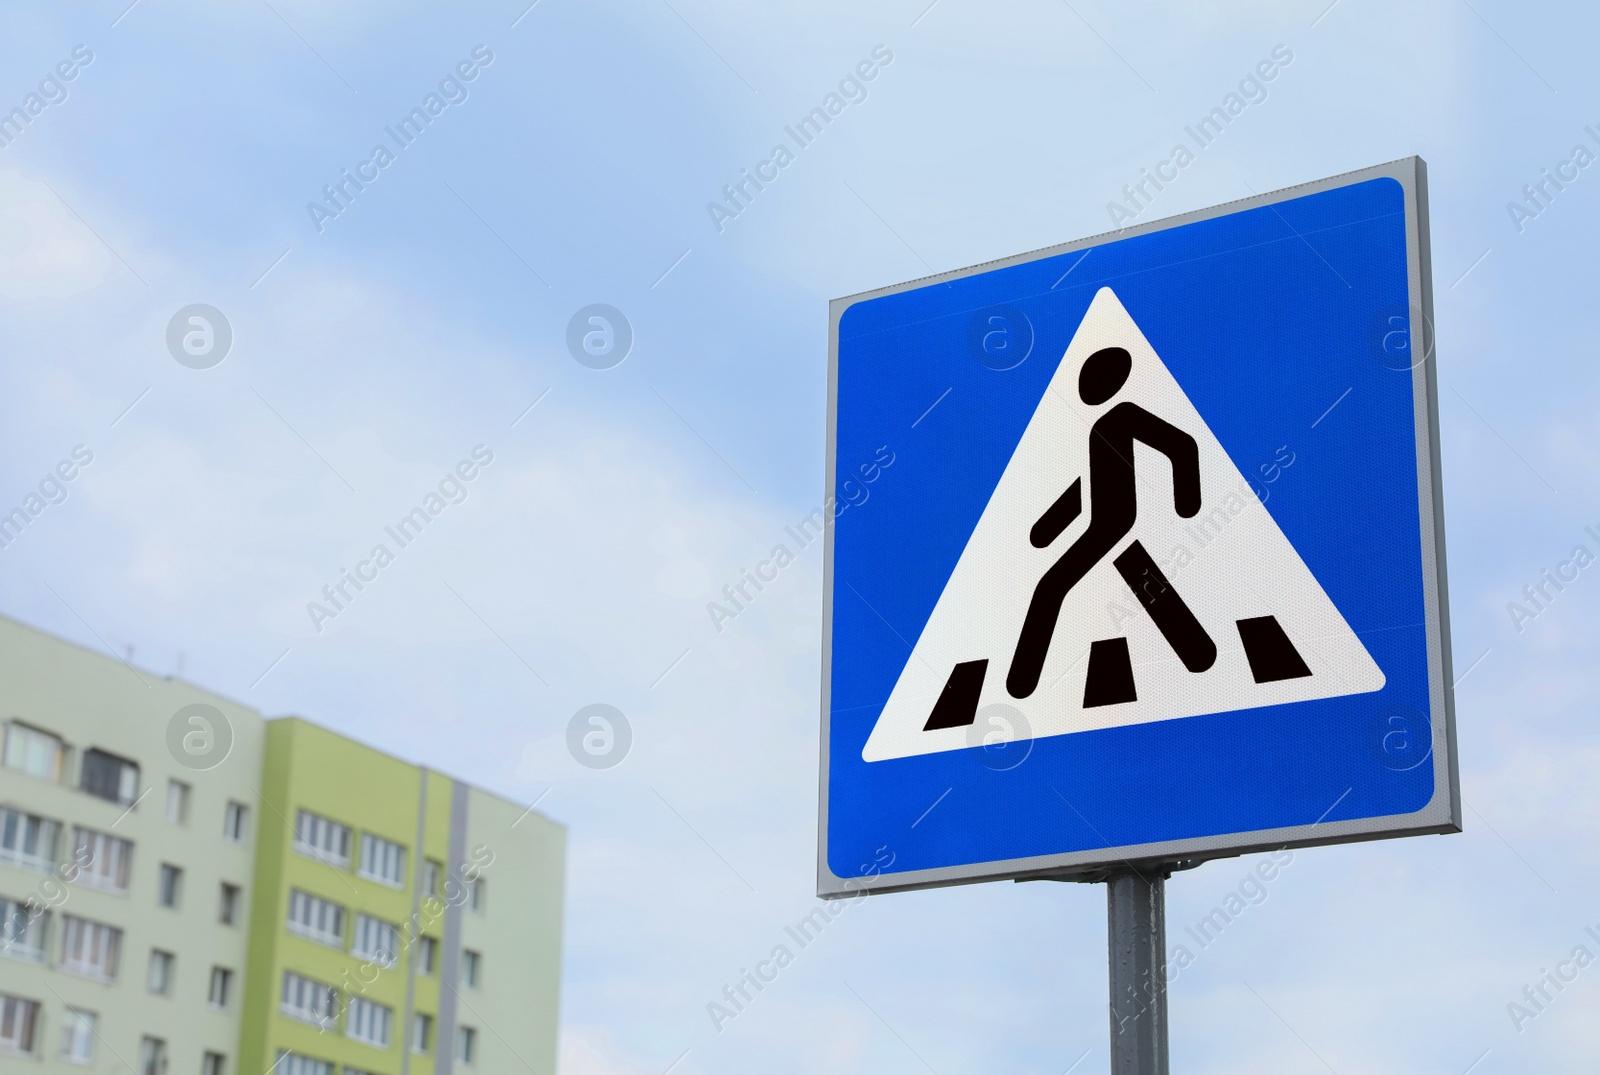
[1112,541,1216,672]
[1007,525,1123,699]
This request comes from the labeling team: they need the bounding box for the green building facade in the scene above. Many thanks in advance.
[0,618,563,1075]
[240,719,564,1075]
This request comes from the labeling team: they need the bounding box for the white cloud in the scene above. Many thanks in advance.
[0,169,111,301]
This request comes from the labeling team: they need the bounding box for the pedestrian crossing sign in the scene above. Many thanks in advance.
[820,159,1460,897]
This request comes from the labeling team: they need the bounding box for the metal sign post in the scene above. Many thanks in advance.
[1106,867,1169,1075]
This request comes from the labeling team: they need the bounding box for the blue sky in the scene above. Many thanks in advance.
[3,0,1600,1071]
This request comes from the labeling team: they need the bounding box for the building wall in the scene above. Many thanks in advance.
[239,720,563,1075]
[455,789,563,1075]
[0,616,264,1075]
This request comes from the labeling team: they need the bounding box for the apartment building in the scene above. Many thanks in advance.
[0,616,263,1075]
[237,720,564,1075]
[0,617,564,1075]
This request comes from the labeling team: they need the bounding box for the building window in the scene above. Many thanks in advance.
[455,1027,476,1066]
[345,997,392,1048]
[276,1053,332,1075]
[60,1008,95,1064]
[165,781,190,825]
[80,748,139,806]
[59,916,121,981]
[286,890,345,947]
[139,1037,167,1075]
[219,883,241,926]
[0,993,40,1056]
[294,811,351,868]
[0,897,49,963]
[351,914,399,968]
[208,966,233,1009]
[469,877,484,912]
[462,949,480,988]
[0,807,61,873]
[223,802,247,843]
[201,1052,225,1075]
[71,827,133,893]
[411,1014,432,1055]
[280,972,338,1029]
[158,864,183,908]
[3,723,64,782]
[357,833,406,888]
[423,859,442,897]
[148,949,175,994]
[417,936,436,975]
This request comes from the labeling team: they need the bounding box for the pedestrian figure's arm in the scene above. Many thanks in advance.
[1127,408,1202,518]
[1031,478,1082,547]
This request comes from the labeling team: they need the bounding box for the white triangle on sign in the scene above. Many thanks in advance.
[861,286,1385,763]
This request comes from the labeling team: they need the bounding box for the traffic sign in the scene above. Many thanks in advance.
[820,158,1458,897]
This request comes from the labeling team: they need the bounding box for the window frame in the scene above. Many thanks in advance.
[165,780,190,825]
[147,948,175,995]
[344,997,393,1049]
[286,889,346,948]
[293,811,351,869]
[0,896,49,963]
[276,1052,333,1075]
[157,863,183,909]
[138,1036,167,1075]
[0,807,62,873]
[2,723,64,783]
[279,972,339,1030]
[223,802,248,844]
[58,915,122,982]
[350,913,400,968]
[0,993,41,1057]
[208,966,233,1010]
[60,1007,95,1065]
[71,827,134,894]
[80,748,140,807]
[356,833,406,888]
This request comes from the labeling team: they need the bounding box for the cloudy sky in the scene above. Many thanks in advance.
[3,0,1599,1071]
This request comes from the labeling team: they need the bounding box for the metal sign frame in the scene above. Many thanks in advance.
[819,157,1458,898]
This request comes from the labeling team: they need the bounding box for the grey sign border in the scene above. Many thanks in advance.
[819,156,1459,899]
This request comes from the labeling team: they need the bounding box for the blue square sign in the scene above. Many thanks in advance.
[820,158,1459,897]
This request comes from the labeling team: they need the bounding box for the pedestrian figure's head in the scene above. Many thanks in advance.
[1079,347,1132,405]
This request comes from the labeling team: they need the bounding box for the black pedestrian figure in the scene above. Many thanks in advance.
[1006,346,1218,701]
